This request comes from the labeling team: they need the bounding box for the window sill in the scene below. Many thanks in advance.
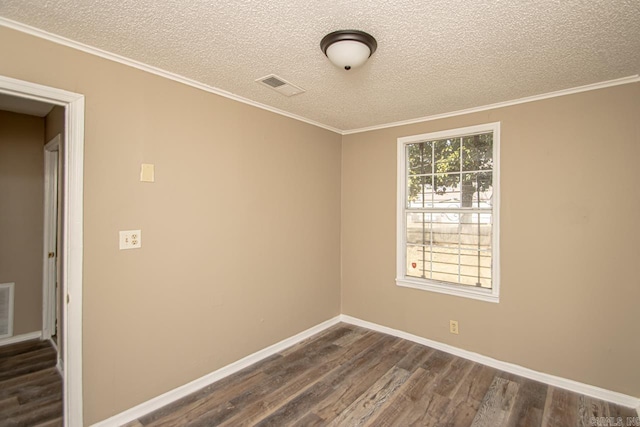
[396,277,499,303]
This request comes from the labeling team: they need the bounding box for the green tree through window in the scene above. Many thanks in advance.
[407,132,493,209]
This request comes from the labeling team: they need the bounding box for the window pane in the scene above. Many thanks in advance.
[430,244,459,283]
[460,172,493,208]
[459,248,492,288]
[407,175,433,208]
[431,215,459,247]
[462,133,493,171]
[432,271,461,284]
[406,245,427,278]
[433,175,462,209]
[407,142,433,175]
[407,213,434,244]
[460,213,492,288]
[433,138,461,174]
[460,212,492,251]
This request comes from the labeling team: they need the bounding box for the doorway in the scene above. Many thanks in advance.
[0,75,85,427]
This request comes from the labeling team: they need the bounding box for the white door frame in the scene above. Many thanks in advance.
[0,75,84,426]
[43,134,60,343]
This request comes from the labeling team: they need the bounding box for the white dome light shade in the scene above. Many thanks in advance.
[326,41,372,70]
[320,30,377,71]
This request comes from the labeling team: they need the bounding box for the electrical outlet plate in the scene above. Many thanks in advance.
[119,230,142,250]
[449,320,459,335]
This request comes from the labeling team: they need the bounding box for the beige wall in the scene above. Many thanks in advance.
[342,82,640,398]
[0,27,342,424]
[45,105,65,142]
[0,110,45,336]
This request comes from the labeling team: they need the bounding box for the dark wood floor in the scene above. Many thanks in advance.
[129,323,637,427]
[0,339,62,427]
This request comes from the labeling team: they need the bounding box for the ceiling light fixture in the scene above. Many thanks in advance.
[320,30,377,71]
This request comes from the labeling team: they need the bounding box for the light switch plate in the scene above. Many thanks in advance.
[119,230,142,250]
[140,164,155,182]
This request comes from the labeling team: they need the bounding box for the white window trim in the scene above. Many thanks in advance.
[396,122,501,303]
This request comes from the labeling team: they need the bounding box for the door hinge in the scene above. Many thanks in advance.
[48,252,55,258]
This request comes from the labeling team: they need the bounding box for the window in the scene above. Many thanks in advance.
[396,123,500,302]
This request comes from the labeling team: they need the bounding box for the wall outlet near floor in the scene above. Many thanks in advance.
[119,230,142,250]
[449,320,459,335]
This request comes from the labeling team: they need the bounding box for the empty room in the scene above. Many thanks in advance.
[0,1,638,426]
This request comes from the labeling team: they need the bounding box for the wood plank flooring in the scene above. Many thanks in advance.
[130,324,637,426]
[0,339,62,427]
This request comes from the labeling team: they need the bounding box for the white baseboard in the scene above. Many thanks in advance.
[91,316,342,426]
[0,331,42,347]
[48,337,58,351]
[340,315,640,409]
[92,314,639,426]
[47,337,63,375]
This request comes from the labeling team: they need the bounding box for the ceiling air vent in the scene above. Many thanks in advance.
[256,74,305,97]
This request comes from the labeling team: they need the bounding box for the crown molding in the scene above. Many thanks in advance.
[343,75,640,135]
[0,17,343,135]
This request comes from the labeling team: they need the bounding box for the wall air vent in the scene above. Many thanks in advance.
[0,283,14,339]
[256,74,305,97]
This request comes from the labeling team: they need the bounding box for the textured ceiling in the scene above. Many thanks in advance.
[1,0,639,132]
